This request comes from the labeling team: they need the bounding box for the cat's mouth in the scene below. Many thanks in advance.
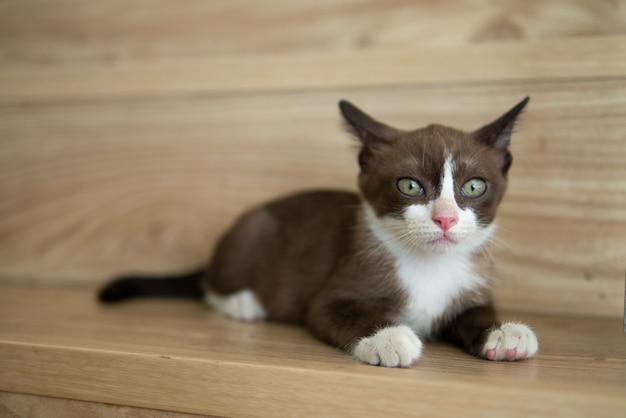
[430,235,456,245]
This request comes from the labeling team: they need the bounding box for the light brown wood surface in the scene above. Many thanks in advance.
[1,0,626,416]
[2,0,624,64]
[1,285,625,417]
[2,36,625,102]
[0,392,209,418]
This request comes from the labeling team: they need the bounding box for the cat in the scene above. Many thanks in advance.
[99,98,538,367]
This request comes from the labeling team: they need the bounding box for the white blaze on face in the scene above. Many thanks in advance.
[439,156,457,201]
[431,158,459,233]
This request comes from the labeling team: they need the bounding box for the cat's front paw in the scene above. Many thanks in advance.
[352,325,422,368]
[482,322,538,361]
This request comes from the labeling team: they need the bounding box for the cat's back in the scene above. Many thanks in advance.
[263,189,361,251]
[266,190,360,223]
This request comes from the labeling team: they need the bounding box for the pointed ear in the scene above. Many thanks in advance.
[473,96,529,174]
[338,100,399,147]
[474,96,529,149]
[339,100,399,169]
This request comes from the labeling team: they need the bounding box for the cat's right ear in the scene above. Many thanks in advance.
[339,100,396,169]
[473,97,529,174]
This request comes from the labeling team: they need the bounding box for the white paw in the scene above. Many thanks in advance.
[482,322,538,361]
[352,325,422,368]
[205,289,267,321]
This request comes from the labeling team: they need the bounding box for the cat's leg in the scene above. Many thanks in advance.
[448,305,538,361]
[203,207,278,322]
[205,289,267,321]
[307,297,422,368]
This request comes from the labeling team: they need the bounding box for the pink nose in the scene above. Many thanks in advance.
[433,215,457,232]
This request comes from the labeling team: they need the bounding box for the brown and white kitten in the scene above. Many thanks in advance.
[99,98,538,367]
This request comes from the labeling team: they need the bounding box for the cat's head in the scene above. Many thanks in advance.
[340,98,528,256]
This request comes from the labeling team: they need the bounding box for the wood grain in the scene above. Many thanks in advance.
[2,0,625,64]
[0,392,209,418]
[0,286,625,417]
[1,35,625,102]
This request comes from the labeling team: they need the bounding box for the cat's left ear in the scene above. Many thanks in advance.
[339,100,400,169]
[338,100,400,147]
[473,96,529,173]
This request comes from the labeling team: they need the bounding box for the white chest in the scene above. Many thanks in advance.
[390,253,485,338]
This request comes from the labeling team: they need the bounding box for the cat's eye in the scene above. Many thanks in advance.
[397,178,424,197]
[461,178,487,198]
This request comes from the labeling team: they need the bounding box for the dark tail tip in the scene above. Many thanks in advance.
[98,278,140,303]
[97,270,205,303]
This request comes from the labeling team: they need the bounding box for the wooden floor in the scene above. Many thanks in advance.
[1,1,626,416]
[1,284,625,417]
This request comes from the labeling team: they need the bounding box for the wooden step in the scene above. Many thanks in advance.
[1,284,625,417]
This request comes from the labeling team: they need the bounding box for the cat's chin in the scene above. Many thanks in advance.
[430,235,455,245]
[410,227,495,256]
[422,238,461,255]
[389,232,465,257]
[423,224,495,256]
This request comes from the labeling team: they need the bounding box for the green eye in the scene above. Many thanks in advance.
[397,178,424,197]
[461,178,487,198]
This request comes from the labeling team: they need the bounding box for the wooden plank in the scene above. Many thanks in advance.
[1,80,624,317]
[2,0,625,65]
[1,36,625,103]
[0,392,209,418]
[0,286,625,417]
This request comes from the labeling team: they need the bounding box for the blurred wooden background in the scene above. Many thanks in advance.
[1,0,625,318]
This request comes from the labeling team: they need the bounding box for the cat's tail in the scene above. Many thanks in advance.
[98,269,205,303]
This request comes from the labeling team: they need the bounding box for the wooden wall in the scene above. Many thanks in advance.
[1,0,625,318]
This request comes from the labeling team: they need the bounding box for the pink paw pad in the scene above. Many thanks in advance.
[504,349,517,360]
